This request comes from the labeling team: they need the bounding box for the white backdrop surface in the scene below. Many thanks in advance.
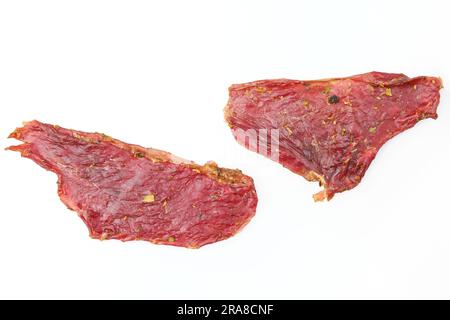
[0,0,449,299]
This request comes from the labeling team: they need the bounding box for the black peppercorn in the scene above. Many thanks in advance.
[328,95,339,104]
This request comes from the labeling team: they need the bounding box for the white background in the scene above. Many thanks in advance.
[0,0,449,299]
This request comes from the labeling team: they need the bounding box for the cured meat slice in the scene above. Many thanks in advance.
[7,121,257,248]
[225,72,442,201]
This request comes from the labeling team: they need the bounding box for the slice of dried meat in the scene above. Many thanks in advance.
[225,72,442,201]
[7,121,257,248]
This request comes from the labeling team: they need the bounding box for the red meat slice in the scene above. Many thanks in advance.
[7,121,257,248]
[225,72,442,201]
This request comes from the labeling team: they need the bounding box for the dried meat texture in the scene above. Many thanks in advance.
[225,72,442,201]
[7,121,258,248]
